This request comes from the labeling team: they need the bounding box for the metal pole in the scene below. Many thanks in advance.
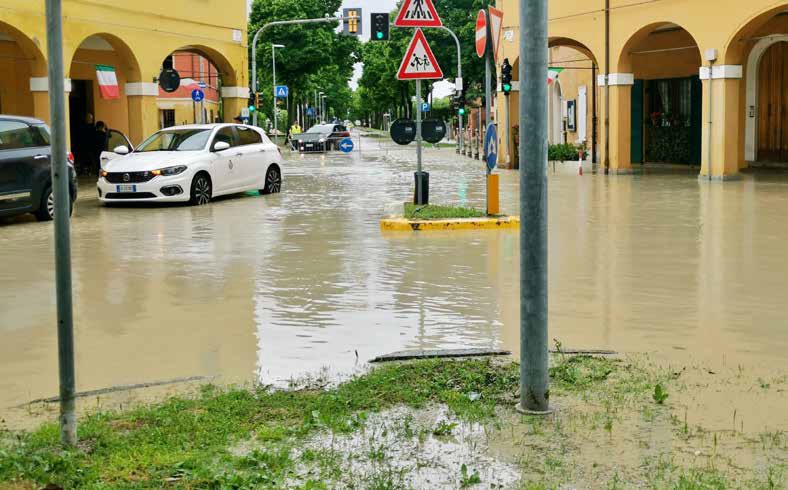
[604,0,610,174]
[416,79,423,205]
[505,96,511,165]
[272,45,278,146]
[519,0,550,414]
[45,0,77,446]
[485,52,492,163]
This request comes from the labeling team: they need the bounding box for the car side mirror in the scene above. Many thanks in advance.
[114,145,130,155]
[213,141,231,152]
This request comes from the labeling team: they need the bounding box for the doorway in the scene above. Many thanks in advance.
[69,80,95,172]
[757,41,788,162]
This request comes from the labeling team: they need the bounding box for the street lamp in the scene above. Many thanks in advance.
[271,43,285,145]
[321,94,328,123]
[318,91,324,123]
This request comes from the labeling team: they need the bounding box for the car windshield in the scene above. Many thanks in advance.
[306,125,333,134]
[136,129,211,152]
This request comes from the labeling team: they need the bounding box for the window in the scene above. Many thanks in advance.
[0,121,47,150]
[160,110,176,129]
[107,130,128,151]
[236,126,262,146]
[136,129,211,152]
[213,127,238,148]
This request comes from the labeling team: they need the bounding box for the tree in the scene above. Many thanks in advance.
[248,0,361,126]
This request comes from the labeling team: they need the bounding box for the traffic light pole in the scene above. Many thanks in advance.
[251,16,352,127]
[272,44,278,145]
[427,26,463,156]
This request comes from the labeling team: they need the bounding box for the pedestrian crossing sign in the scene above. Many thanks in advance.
[394,0,442,28]
[275,85,288,98]
[397,29,444,80]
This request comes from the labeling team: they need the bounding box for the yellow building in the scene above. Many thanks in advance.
[0,0,249,148]
[496,0,788,178]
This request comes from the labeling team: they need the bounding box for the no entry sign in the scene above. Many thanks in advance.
[476,10,487,58]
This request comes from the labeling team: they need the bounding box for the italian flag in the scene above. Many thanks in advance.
[96,65,120,99]
[548,67,564,85]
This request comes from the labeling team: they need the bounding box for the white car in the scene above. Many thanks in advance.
[97,124,282,205]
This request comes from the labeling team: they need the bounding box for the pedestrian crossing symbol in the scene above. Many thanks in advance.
[397,29,444,80]
[394,0,443,28]
[275,85,288,98]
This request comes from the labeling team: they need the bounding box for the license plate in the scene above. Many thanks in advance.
[116,184,137,193]
[306,144,314,148]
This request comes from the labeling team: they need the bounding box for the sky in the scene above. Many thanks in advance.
[247,0,454,98]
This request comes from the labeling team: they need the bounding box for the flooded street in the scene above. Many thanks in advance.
[1,131,787,431]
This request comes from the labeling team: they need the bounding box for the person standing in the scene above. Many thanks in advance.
[92,121,109,175]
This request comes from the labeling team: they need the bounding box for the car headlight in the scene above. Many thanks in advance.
[100,169,108,178]
[151,165,187,176]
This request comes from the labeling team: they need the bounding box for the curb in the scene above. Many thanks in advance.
[380,216,520,231]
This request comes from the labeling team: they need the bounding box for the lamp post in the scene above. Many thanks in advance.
[271,43,285,145]
[322,95,329,122]
[318,91,324,123]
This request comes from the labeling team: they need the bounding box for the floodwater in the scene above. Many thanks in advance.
[1,131,786,431]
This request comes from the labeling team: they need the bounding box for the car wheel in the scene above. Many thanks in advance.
[260,165,282,195]
[35,187,73,222]
[189,173,212,206]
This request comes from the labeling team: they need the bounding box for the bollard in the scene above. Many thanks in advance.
[487,174,499,215]
[578,149,584,176]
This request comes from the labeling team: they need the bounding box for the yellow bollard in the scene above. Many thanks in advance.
[487,173,500,216]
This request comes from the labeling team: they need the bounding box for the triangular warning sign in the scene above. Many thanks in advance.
[488,6,504,61]
[397,29,444,80]
[394,0,442,28]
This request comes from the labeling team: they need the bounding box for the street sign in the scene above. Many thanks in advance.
[488,6,504,60]
[197,81,207,89]
[339,138,354,153]
[159,68,180,93]
[484,123,498,171]
[421,102,431,113]
[306,107,315,117]
[397,29,444,80]
[191,89,205,102]
[394,0,442,28]
[241,107,250,118]
[390,119,417,145]
[275,85,289,98]
[476,10,487,58]
[422,119,447,144]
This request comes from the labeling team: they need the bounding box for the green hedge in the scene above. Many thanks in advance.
[548,143,587,162]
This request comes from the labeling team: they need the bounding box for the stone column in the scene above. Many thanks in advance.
[126,82,160,146]
[699,65,742,180]
[598,73,634,174]
[221,86,250,123]
[29,77,71,141]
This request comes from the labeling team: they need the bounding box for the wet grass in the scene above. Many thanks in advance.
[0,356,783,489]
[404,203,488,220]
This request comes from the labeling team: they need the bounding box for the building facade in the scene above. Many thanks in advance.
[158,52,223,128]
[0,0,249,147]
[496,0,788,178]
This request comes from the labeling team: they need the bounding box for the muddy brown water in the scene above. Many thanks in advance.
[1,133,786,431]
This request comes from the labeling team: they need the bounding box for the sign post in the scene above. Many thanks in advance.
[44,0,77,447]
[397,28,443,206]
[519,0,551,415]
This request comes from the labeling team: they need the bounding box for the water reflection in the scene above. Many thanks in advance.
[1,137,787,426]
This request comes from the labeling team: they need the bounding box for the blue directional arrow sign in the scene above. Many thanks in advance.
[275,85,289,98]
[339,138,354,153]
[191,89,205,102]
[484,123,498,172]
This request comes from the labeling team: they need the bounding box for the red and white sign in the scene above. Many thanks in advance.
[395,0,442,28]
[397,29,444,80]
[475,10,487,58]
[488,6,504,60]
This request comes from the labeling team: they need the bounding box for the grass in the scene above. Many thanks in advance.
[404,203,488,220]
[0,356,783,489]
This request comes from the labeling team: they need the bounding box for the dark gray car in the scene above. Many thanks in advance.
[0,115,77,221]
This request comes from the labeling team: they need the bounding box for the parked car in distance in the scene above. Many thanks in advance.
[293,124,351,153]
[0,115,77,222]
[97,124,282,206]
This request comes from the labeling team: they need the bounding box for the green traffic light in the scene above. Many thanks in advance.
[503,83,512,92]
[249,106,256,113]
[376,31,383,39]
[458,108,466,115]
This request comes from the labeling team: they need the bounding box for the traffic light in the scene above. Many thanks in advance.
[501,58,513,96]
[248,91,256,113]
[255,92,261,109]
[458,89,466,116]
[371,13,389,41]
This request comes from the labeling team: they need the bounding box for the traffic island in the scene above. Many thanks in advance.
[381,203,520,231]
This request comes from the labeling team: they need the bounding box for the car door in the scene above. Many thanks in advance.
[100,129,134,166]
[0,120,46,213]
[209,126,239,194]
[233,126,266,189]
